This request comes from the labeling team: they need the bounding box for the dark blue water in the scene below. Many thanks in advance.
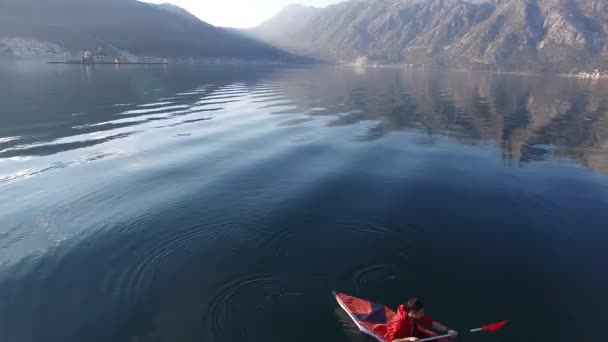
[1,62,607,342]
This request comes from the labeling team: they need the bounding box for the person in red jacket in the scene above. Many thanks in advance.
[385,297,458,342]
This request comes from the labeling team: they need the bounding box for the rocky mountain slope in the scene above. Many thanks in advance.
[0,0,287,60]
[253,4,323,43]
[251,0,608,72]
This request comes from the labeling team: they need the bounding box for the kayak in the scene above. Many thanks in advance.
[334,292,450,342]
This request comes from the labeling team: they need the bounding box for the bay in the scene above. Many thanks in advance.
[1,62,607,342]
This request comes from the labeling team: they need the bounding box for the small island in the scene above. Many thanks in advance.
[49,48,168,65]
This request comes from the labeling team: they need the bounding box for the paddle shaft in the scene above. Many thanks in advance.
[419,320,508,341]
[419,333,453,342]
[419,327,488,341]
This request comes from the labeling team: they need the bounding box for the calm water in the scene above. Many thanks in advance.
[1,63,608,342]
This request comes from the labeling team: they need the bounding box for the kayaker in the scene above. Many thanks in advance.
[386,297,458,342]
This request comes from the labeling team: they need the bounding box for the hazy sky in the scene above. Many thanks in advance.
[145,0,343,28]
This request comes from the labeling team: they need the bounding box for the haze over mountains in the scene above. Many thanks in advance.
[0,0,287,60]
[252,0,608,73]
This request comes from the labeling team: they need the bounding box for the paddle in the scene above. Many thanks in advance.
[419,320,509,342]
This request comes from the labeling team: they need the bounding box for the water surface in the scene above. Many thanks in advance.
[1,63,608,342]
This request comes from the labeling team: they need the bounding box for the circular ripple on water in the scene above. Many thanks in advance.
[98,199,270,307]
[334,219,417,253]
[335,219,397,239]
[332,219,417,295]
[202,273,328,342]
[340,263,408,296]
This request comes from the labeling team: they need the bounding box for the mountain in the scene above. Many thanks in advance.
[251,0,608,72]
[153,3,204,25]
[253,5,323,45]
[0,0,288,60]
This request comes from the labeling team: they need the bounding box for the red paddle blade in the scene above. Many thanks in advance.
[480,320,509,332]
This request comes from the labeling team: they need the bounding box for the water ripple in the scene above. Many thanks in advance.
[341,263,406,295]
[121,105,190,116]
[0,136,21,145]
[0,132,137,159]
[0,152,116,184]
[199,94,244,102]
[0,224,31,249]
[137,101,175,108]
[100,202,271,307]
[202,273,326,342]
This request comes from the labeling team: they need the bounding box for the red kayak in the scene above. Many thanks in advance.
[334,292,450,342]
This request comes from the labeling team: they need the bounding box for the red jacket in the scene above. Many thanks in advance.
[384,305,433,341]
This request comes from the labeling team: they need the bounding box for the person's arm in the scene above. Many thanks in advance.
[432,321,458,338]
[392,338,419,342]
[431,321,448,333]
[385,305,410,342]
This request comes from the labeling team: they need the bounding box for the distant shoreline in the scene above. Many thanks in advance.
[3,59,606,81]
[48,61,168,65]
[340,63,608,81]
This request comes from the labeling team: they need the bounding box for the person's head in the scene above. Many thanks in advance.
[406,298,425,320]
